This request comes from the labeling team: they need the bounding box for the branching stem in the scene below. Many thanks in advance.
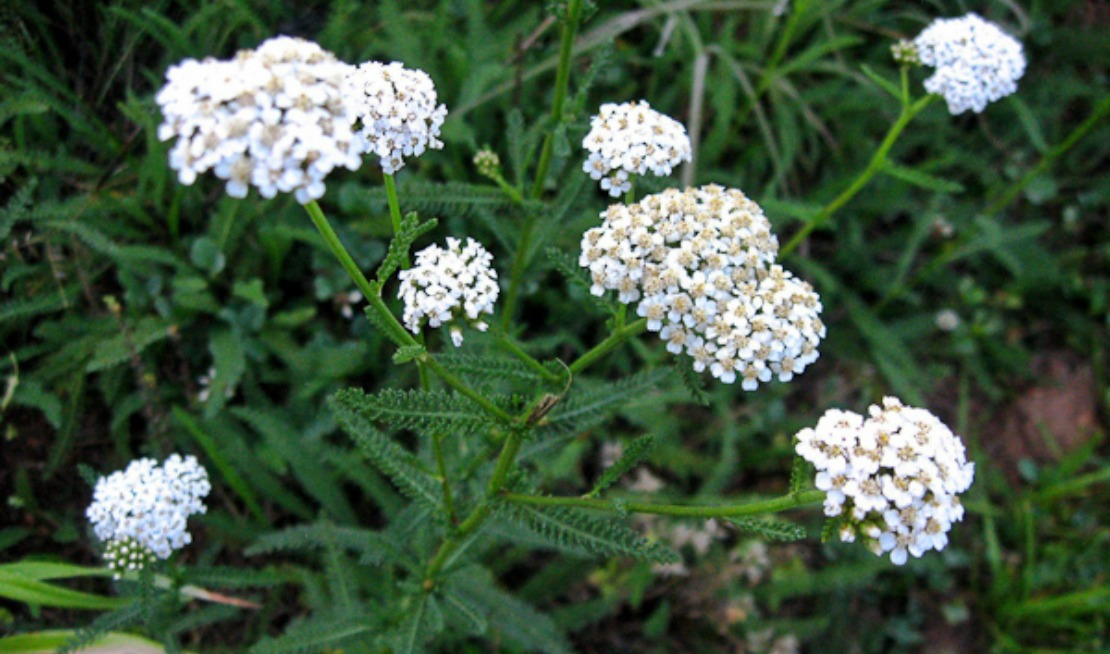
[501,489,825,518]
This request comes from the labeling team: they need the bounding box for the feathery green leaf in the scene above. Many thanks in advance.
[725,517,807,542]
[589,433,656,498]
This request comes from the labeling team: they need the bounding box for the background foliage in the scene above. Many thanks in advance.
[1,0,1107,652]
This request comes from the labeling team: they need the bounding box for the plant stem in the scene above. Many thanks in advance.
[432,434,458,525]
[424,429,526,584]
[529,0,584,200]
[568,318,648,375]
[501,489,824,518]
[383,173,409,268]
[422,356,515,424]
[779,92,937,257]
[501,0,584,327]
[493,329,562,384]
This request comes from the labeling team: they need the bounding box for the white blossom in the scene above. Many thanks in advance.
[344,61,447,174]
[398,237,499,347]
[156,36,365,204]
[795,398,975,565]
[912,13,1026,115]
[579,186,825,389]
[581,101,692,196]
[87,454,211,575]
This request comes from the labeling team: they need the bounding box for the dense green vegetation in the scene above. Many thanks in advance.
[1,1,1106,652]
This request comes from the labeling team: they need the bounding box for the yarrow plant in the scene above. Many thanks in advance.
[54,2,1044,647]
[156,36,364,204]
[911,12,1026,115]
[397,237,500,346]
[580,186,825,388]
[795,398,975,564]
[86,455,210,576]
[582,100,692,197]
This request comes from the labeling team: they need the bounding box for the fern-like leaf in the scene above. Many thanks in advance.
[674,360,710,406]
[333,387,498,437]
[183,566,286,590]
[588,433,655,497]
[329,397,442,511]
[789,452,807,497]
[447,566,571,654]
[0,179,35,241]
[375,212,438,284]
[542,368,670,435]
[58,601,144,654]
[391,593,444,654]
[435,352,546,386]
[492,501,678,563]
[246,522,411,567]
[725,517,807,542]
[250,615,375,654]
[544,247,618,315]
[85,317,173,372]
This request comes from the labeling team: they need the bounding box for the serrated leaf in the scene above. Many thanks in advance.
[674,360,710,406]
[725,517,807,542]
[85,317,173,372]
[392,594,443,654]
[375,212,438,284]
[329,397,442,511]
[333,387,498,437]
[542,368,670,435]
[588,433,655,497]
[246,522,411,568]
[881,160,965,193]
[204,328,245,418]
[435,352,546,385]
[249,615,374,654]
[447,566,571,654]
[392,345,427,364]
[789,453,807,497]
[492,501,678,563]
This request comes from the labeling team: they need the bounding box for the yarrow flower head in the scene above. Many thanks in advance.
[582,101,692,197]
[579,186,825,389]
[795,398,975,565]
[156,36,364,204]
[912,13,1026,115]
[343,61,447,175]
[86,454,211,576]
[398,237,499,347]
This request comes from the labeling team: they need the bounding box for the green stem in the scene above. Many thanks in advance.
[304,201,411,347]
[499,211,536,330]
[424,429,526,583]
[568,318,648,375]
[529,0,584,200]
[432,434,458,525]
[779,92,937,257]
[383,173,409,268]
[502,489,824,518]
[493,329,562,384]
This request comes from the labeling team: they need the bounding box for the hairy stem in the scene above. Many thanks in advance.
[383,173,409,269]
[529,0,584,200]
[493,329,562,384]
[501,489,825,518]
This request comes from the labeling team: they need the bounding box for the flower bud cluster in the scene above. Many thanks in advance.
[86,454,211,569]
[795,398,975,565]
[102,537,157,579]
[156,36,364,204]
[398,237,499,347]
[912,13,1026,115]
[582,101,692,197]
[344,61,448,175]
[579,186,825,389]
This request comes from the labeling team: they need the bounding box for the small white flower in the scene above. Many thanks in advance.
[579,186,825,389]
[795,398,975,565]
[581,101,691,195]
[87,455,211,574]
[157,36,365,204]
[344,61,447,174]
[398,238,499,347]
[935,308,960,332]
[913,13,1026,115]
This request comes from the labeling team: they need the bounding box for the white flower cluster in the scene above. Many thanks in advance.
[398,237,499,347]
[344,61,447,174]
[157,36,364,204]
[86,454,211,569]
[912,13,1026,115]
[582,101,692,197]
[795,398,975,565]
[580,186,825,389]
